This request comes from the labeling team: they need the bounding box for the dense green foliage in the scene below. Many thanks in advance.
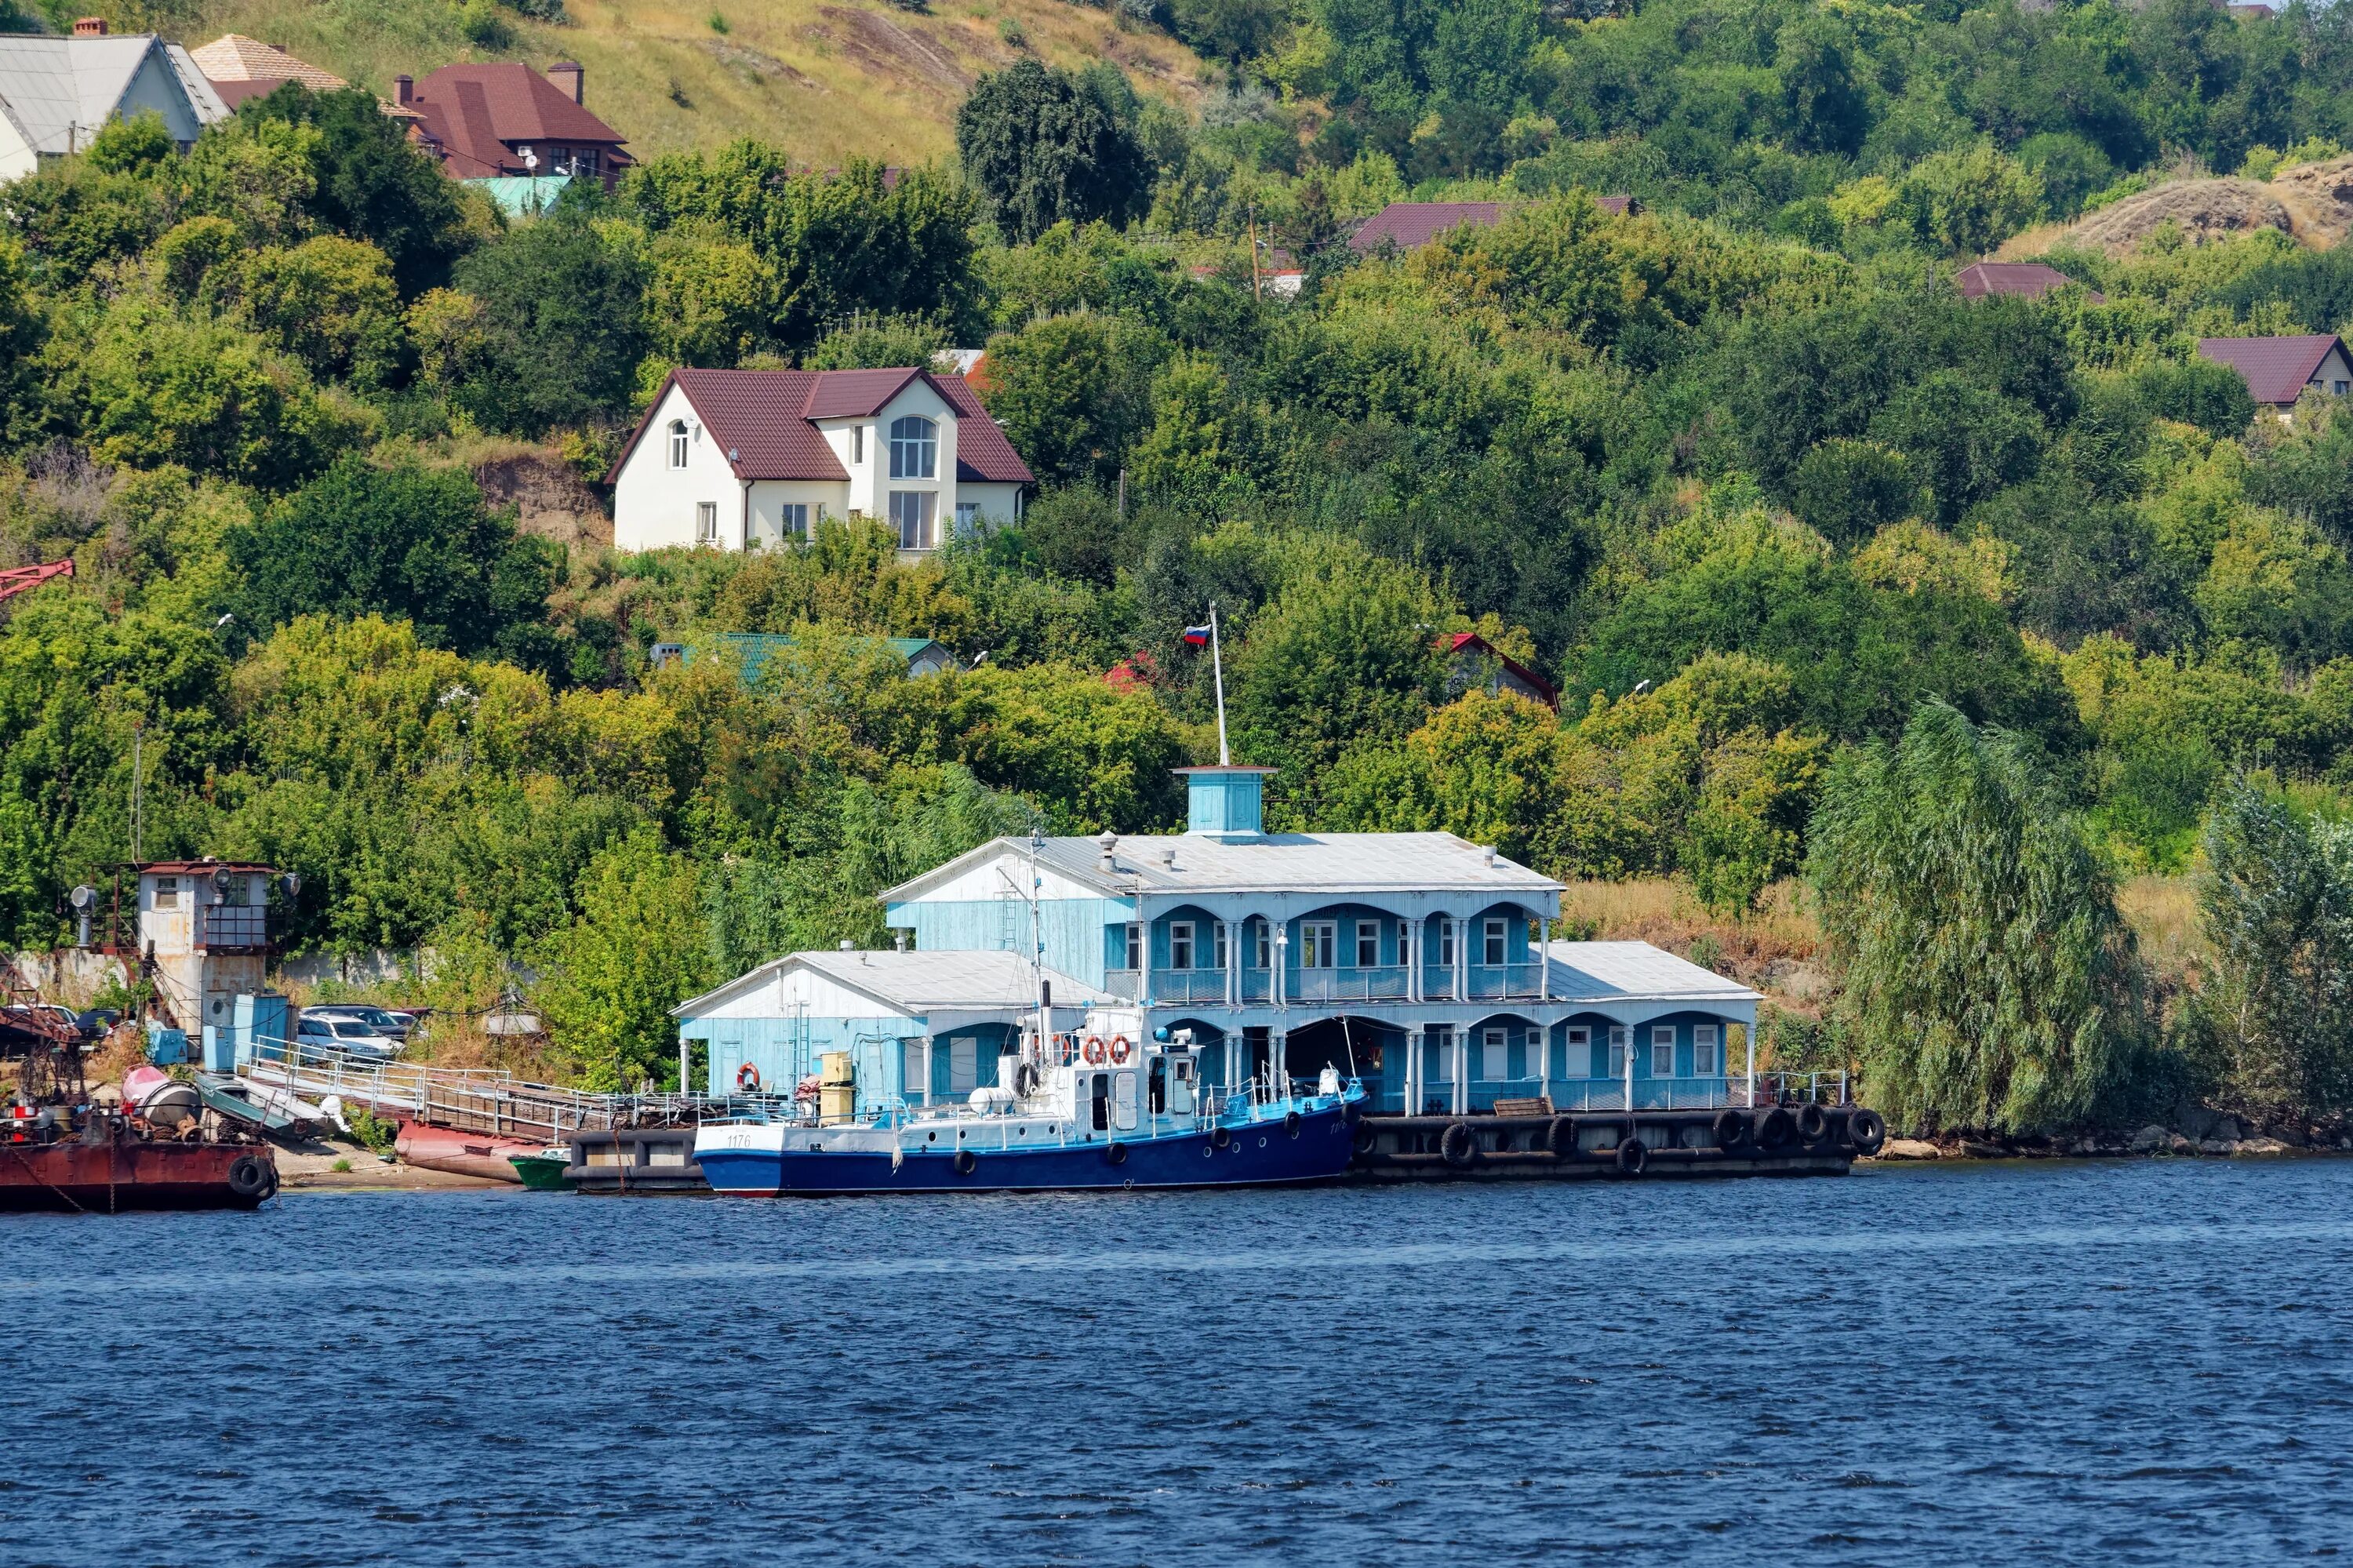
[11,9,2353,1115]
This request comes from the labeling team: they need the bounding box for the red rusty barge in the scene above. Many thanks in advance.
[0,1116,278,1213]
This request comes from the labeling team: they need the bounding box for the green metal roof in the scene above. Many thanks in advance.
[464,173,574,216]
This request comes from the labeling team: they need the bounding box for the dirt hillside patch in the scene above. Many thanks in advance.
[474,453,612,549]
[2064,176,2292,256]
[813,7,970,93]
[2267,154,2353,249]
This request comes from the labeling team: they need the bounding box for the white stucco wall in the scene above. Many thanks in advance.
[121,48,208,144]
[0,114,34,182]
[747,480,848,548]
[613,382,747,551]
[956,483,1024,531]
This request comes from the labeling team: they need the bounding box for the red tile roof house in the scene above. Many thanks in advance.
[607,368,1035,555]
[1347,195,1638,255]
[2196,334,2353,415]
[1955,260,2104,304]
[392,60,629,187]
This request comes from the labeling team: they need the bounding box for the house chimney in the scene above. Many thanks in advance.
[548,61,584,104]
[395,74,413,107]
[71,16,106,35]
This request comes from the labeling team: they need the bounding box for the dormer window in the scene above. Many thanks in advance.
[667,419,688,469]
[889,416,937,479]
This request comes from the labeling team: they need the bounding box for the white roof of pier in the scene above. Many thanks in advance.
[1545,941,1762,1006]
[674,948,1113,1022]
[883,831,1562,903]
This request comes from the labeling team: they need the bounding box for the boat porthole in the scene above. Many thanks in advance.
[927,1133,936,1143]
[1258,1137,1267,1148]
[1203,1147,1213,1159]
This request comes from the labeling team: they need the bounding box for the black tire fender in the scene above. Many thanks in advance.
[1105,1141,1128,1166]
[1755,1107,1794,1149]
[1616,1137,1647,1176]
[1847,1108,1887,1155]
[1352,1122,1380,1156]
[953,1148,978,1176]
[1544,1115,1578,1157]
[1284,1111,1302,1138]
[1712,1109,1748,1148]
[1796,1103,1831,1144]
[1209,1125,1231,1150]
[1439,1122,1478,1168]
[227,1153,274,1202]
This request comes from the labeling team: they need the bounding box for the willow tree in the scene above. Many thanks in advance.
[1806,701,2140,1134]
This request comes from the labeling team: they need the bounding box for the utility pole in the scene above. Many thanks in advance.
[130,718,142,862]
[1247,204,1261,298]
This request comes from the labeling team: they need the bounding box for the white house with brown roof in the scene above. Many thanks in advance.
[608,367,1034,556]
[2197,333,2353,415]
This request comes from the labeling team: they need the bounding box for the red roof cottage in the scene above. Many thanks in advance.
[1955,261,2103,304]
[2196,334,2353,413]
[1348,195,1638,255]
[393,60,629,185]
[607,368,1034,556]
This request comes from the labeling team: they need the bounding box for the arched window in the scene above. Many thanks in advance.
[889,415,936,479]
[667,419,689,469]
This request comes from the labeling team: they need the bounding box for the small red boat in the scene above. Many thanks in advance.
[0,1122,278,1212]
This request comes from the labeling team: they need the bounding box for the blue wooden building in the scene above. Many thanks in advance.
[809,766,1764,1113]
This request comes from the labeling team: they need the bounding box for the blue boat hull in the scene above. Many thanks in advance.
[700,1103,1359,1195]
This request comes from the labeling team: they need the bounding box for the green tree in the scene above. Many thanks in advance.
[531,831,712,1090]
[1807,701,2142,1135]
[448,211,649,435]
[233,84,475,297]
[221,235,408,387]
[979,312,1166,488]
[229,455,554,657]
[957,60,1154,243]
[2198,776,2353,1111]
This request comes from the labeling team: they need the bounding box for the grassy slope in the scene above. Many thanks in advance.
[164,0,1210,167]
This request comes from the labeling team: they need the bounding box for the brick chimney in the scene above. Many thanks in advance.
[394,74,413,107]
[71,16,106,35]
[547,61,583,104]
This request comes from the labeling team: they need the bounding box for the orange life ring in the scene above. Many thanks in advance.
[1107,1035,1133,1065]
[736,1061,762,1093]
[1082,1035,1107,1065]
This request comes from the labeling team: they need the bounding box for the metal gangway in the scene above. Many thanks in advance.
[240,1037,712,1144]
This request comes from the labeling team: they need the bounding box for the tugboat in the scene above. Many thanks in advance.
[696,1015,1363,1196]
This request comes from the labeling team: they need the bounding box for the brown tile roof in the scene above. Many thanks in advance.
[188,35,345,90]
[2196,334,2347,406]
[1955,261,2103,304]
[1348,195,1638,255]
[406,63,628,180]
[607,369,1035,486]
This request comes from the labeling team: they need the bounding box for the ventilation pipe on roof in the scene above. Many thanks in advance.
[1096,831,1118,873]
[1482,845,1497,867]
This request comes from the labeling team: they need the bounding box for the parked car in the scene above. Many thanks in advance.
[294,1015,398,1062]
[302,1005,413,1044]
[73,1007,122,1042]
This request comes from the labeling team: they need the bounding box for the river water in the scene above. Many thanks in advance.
[7,1157,2353,1566]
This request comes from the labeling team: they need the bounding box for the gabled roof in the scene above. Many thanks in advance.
[1442,631,1558,708]
[188,35,345,90]
[1351,201,1503,253]
[672,948,1112,1020]
[0,35,227,156]
[1349,195,1635,255]
[406,63,627,180]
[882,831,1564,906]
[1544,941,1762,1006]
[1955,260,2103,304]
[2196,333,2347,406]
[607,368,1035,486]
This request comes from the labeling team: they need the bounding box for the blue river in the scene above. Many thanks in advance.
[8,1156,2353,1566]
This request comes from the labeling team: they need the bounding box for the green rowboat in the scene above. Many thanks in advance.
[508,1148,572,1190]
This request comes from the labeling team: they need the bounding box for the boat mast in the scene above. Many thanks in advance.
[1028,826,1046,1068]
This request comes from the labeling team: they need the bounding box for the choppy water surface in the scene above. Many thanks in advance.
[9,1158,2353,1566]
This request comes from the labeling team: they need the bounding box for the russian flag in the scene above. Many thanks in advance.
[1183,624,1213,646]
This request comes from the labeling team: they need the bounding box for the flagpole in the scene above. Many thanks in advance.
[1209,602,1230,766]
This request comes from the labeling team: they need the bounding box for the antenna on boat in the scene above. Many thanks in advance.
[1029,822,1047,1069]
